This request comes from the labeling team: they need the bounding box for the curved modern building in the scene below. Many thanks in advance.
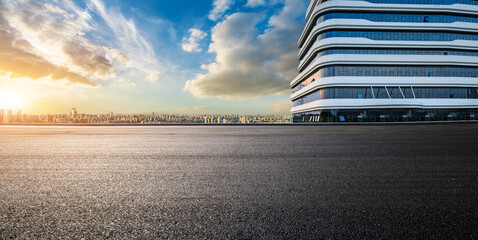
[291,0,478,122]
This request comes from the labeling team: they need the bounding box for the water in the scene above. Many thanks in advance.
[0,125,477,238]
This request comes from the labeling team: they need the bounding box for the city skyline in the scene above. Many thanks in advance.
[0,0,308,115]
[0,106,292,124]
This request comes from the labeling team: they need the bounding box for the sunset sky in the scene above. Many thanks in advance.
[0,0,307,114]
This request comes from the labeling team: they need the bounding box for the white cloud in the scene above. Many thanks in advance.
[0,0,114,86]
[208,0,234,21]
[184,0,307,99]
[1,0,167,86]
[89,0,162,81]
[146,71,161,82]
[105,47,130,66]
[181,29,207,52]
[246,0,266,7]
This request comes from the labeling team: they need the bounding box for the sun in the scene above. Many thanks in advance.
[0,89,23,110]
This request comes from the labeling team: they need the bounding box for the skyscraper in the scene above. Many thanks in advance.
[5,109,12,123]
[16,110,22,123]
[291,0,478,122]
[71,108,78,119]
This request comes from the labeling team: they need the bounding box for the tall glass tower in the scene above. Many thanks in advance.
[291,0,478,122]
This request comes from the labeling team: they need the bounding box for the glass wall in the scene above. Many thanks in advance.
[316,49,478,57]
[373,87,389,98]
[320,0,478,5]
[300,30,478,60]
[316,30,478,42]
[362,0,478,6]
[292,87,478,107]
[414,87,478,98]
[293,108,478,123]
[317,12,478,24]
[299,48,478,72]
[293,65,478,92]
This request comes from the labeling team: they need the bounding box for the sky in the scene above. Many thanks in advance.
[0,0,308,115]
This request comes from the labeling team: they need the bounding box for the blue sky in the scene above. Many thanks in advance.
[0,0,308,114]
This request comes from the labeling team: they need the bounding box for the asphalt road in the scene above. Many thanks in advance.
[0,124,477,239]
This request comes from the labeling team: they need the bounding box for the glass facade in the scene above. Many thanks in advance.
[293,87,478,107]
[293,108,478,122]
[293,1,478,122]
[317,12,478,24]
[293,65,478,92]
[321,0,478,6]
[300,48,478,71]
[316,31,478,42]
[300,30,478,59]
[316,49,478,58]
[362,0,478,5]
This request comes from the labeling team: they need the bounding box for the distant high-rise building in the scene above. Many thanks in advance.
[5,109,12,123]
[291,0,478,122]
[0,109,4,123]
[70,108,78,119]
[16,110,22,123]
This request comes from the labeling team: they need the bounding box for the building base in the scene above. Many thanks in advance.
[293,109,478,123]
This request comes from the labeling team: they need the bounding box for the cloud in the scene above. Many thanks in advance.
[0,0,134,86]
[105,48,130,66]
[63,40,114,78]
[89,0,161,81]
[269,100,292,114]
[246,0,267,7]
[181,29,208,52]
[1,0,162,87]
[208,0,235,21]
[0,10,96,86]
[146,71,161,82]
[184,0,307,99]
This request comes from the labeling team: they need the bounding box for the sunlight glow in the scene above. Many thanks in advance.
[0,89,23,110]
